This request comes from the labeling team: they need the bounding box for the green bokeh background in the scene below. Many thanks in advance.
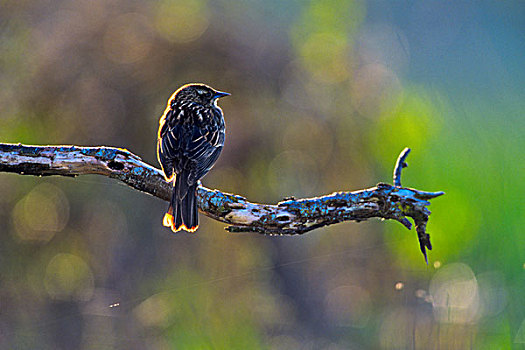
[0,0,523,349]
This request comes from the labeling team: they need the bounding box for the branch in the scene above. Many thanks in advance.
[0,143,443,262]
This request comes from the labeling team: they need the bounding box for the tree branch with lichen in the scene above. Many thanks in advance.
[0,143,443,262]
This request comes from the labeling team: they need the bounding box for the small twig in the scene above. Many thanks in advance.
[0,143,444,262]
[390,147,444,263]
[393,147,411,187]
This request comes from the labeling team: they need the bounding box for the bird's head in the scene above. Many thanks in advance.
[171,83,230,108]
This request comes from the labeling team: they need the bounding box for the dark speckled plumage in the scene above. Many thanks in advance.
[157,83,228,232]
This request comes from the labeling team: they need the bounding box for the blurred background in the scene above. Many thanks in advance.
[0,0,523,348]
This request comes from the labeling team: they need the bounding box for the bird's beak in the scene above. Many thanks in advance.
[213,91,230,99]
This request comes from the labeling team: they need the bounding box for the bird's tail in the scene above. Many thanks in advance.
[163,170,198,232]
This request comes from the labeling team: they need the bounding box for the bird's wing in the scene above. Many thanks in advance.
[157,111,179,181]
[194,142,224,181]
[157,139,174,182]
[188,125,225,181]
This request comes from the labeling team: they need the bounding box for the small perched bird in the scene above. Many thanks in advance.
[157,83,229,232]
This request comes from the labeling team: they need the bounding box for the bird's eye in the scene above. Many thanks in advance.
[197,89,205,96]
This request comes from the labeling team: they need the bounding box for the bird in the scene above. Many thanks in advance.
[157,83,229,232]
